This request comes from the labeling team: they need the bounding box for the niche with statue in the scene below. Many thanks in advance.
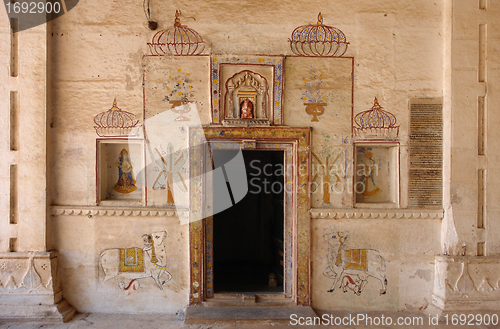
[96,140,144,205]
[353,143,399,208]
[211,55,284,126]
[223,70,270,125]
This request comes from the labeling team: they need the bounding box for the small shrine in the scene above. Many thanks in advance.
[223,71,270,126]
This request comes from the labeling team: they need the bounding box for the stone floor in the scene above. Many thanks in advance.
[1,311,500,329]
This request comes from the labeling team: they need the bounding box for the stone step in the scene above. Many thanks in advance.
[184,305,316,324]
[57,299,77,323]
[203,293,295,306]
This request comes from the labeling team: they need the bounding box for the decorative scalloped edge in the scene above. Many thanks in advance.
[310,208,444,219]
[51,206,189,218]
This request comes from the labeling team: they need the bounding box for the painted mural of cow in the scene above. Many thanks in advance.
[98,231,172,290]
[323,232,387,295]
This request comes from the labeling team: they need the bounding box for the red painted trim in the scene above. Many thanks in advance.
[351,57,355,136]
[218,62,277,122]
[143,72,148,205]
[352,141,401,207]
[285,55,355,59]
[210,57,215,123]
[142,54,211,58]
[95,138,145,205]
[95,139,99,204]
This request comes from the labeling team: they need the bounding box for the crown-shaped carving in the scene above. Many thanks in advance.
[353,96,399,138]
[93,98,140,137]
[148,10,205,56]
[289,13,349,57]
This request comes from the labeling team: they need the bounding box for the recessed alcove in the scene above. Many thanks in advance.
[96,139,144,205]
[353,142,399,208]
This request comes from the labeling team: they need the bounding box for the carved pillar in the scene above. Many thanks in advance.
[227,85,234,118]
[0,16,74,322]
[431,256,500,315]
[0,252,74,322]
[259,86,267,119]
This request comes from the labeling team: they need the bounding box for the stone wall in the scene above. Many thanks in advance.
[42,0,445,313]
[1,0,499,318]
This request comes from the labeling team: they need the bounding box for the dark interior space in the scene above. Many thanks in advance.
[213,149,284,293]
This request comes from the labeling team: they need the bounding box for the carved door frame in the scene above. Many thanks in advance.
[188,126,311,305]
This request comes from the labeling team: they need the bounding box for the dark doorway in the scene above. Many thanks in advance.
[213,150,284,293]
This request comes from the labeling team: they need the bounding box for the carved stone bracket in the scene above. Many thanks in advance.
[0,251,75,322]
[51,206,189,218]
[310,208,444,219]
[431,255,500,314]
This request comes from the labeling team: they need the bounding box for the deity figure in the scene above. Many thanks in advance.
[356,148,380,197]
[240,99,254,119]
[113,149,138,194]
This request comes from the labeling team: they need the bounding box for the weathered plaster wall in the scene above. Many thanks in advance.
[0,0,454,315]
[0,12,48,252]
[311,218,441,311]
[447,0,500,255]
[429,0,500,314]
[51,214,189,313]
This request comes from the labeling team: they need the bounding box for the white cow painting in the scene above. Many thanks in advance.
[323,231,387,296]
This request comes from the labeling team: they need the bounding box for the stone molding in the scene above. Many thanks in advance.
[51,206,189,218]
[0,251,58,293]
[0,251,75,322]
[432,255,500,313]
[310,208,444,219]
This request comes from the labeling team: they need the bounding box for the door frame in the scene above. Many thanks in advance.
[188,126,311,305]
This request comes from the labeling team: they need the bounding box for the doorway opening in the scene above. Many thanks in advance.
[213,150,284,293]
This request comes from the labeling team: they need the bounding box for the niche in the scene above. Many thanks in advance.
[354,143,399,208]
[210,55,284,126]
[97,140,144,205]
[223,70,270,125]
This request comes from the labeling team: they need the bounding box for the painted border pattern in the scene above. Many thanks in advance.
[310,208,444,219]
[210,55,284,125]
[51,206,189,218]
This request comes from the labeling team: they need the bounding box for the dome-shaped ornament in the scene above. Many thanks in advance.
[353,96,399,138]
[289,13,349,57]
[93,98,140,137]
[148,10,205,56]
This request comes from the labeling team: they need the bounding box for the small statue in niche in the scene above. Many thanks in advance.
[240,99,254,119]
[356,148,380,197]
[113,149,138,194]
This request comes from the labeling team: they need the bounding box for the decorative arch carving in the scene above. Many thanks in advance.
[224,70,269,123]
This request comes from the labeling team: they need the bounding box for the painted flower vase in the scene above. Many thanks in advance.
[304,102,326,122]
[169,100,191,121]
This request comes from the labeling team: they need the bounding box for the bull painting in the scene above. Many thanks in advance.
[324,231,387,295]
[98,231,172,290]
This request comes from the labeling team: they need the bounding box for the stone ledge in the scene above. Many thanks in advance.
[51,206,189,218]
[310,208,444,219]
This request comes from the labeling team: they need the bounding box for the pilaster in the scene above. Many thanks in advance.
[0,251,75,322]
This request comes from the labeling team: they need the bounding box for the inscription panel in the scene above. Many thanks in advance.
[409,98,443,207]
